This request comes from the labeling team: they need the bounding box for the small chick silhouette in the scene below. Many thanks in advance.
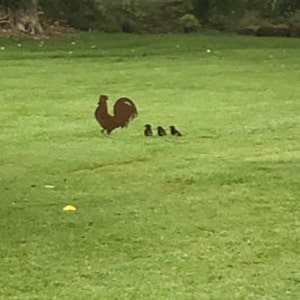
[157,126,167,136]
[170,125,182,136]
[144,124,153,136]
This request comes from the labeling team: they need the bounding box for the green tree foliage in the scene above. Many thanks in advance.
[245,0,300,16]
[39,0,101,30]
[38,0,193,32]
[0,0,33,9]
[1,0,299,32]
[192,0,300,29]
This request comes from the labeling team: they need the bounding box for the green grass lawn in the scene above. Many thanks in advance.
[0,32,299,299]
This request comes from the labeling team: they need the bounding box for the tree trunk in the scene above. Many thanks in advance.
[28,0,43,35]
[0,0,43,35]
[0,8,13,29]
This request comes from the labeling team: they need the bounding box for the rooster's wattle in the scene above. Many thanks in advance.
[94,95,138,134]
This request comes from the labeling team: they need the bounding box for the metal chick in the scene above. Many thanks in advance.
[157,126,167,136]
[144,124,153,136]
[170,125,182,136]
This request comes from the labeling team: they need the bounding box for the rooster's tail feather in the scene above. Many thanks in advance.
[114,97,138,127]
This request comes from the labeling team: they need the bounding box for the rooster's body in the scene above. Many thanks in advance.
[95,95,138,134]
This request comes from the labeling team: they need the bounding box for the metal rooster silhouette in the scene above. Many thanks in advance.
[94,95,138,134]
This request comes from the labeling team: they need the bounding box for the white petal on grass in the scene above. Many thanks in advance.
[44,185,55,189]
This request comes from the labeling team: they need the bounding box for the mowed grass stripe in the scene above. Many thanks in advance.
[0,32,299,299]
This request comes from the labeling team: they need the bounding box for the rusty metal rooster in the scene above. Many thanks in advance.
[94,95,138,134]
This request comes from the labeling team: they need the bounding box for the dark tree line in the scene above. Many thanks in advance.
[1,0,300,34]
